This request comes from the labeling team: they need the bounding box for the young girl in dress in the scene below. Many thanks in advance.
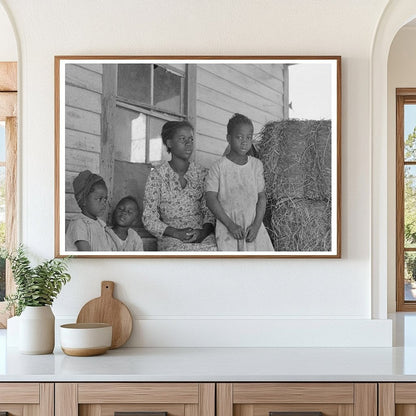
[206,113,274,251]
[106,196,144,251]
[65,170,112,251]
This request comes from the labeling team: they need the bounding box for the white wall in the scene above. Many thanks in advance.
[387,26,416,312]
[0,3,16,61]
[0,0,394,347]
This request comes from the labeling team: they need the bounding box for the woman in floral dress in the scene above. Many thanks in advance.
[142,120,217,251]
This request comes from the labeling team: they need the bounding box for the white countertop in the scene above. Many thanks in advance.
[3,313,416,382]
[2,345,416,382]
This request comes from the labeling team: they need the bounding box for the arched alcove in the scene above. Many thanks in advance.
[371,0,416,319]
[387,20,416,313]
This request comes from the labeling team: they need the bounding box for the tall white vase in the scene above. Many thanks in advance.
[19,306,55,354]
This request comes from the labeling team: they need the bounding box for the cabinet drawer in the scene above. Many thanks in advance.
[0,383,53,416]
[56,383,215,416]
[78,383,200,403]
[217,383,376,416]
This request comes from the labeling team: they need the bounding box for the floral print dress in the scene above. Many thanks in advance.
[142,161,217,251]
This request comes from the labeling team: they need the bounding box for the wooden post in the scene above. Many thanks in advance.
[100,64,117,220]
[186,64,197,163]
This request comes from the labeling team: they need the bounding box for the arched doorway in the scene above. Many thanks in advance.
[371,0,416,318]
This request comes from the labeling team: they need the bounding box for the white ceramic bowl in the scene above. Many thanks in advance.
[60,323,112,356]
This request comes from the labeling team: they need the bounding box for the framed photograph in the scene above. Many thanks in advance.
[55,56,341,258]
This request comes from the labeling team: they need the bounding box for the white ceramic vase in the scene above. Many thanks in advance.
[19,305,55,354]
[6,315,20,347]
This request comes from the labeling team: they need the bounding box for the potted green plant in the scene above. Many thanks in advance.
[3,245,71,354]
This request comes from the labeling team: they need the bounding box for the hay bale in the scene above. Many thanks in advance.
[258,119,331,200]
[258,119,332,252]
[267,199,331,252]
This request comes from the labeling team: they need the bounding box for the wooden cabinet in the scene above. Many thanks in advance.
[0,383,53,415]
[217,383,377,416]
[55,383,215,416]
[379,383,416,416]
[0,381,409,416]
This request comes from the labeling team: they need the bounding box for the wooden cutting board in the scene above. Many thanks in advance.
[76,281,133,349]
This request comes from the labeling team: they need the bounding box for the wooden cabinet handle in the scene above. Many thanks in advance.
[269,413,323,416]
[114,412,167,416]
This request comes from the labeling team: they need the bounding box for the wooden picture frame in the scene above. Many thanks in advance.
[55,56,341,258]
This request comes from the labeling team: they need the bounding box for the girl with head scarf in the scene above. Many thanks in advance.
[65,170,111,251]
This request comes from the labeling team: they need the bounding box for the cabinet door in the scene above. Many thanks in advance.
[55,383,215,416]
[0,383,53,415]
[217,383,377,416]
[379,383,416,416]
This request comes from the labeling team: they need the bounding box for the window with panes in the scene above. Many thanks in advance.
[0,62,17,327]
[396,89,416,310]
[113,64,187,166]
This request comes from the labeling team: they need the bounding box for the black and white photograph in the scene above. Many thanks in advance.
[55,56,341,258]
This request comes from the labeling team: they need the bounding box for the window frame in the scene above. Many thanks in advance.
[396,88,416,311]
[114,63,192,165]
[0,62,17,326]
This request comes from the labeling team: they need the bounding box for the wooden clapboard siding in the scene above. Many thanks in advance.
[66,194,81,214]
[66,170,81,193]
[197,133,228,156]
[65,170,85,211]
[66,107,101,135]
[196,118,226,142]
[198,101,269,134]
[66,129,101,153]
[199,65,283,105]
[197,151,225,169]
[198,101,234,129]
[235,64,284,91]
[256,63,286,77]
[77,63,104,74]
[65,148,100,173]
[195,64,285,168]
[197,70,279,120]
[66,85,102,114]
[197,85,283,126]
[66,64,102,93]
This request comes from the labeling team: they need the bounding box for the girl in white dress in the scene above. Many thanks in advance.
[206,114,274,251]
